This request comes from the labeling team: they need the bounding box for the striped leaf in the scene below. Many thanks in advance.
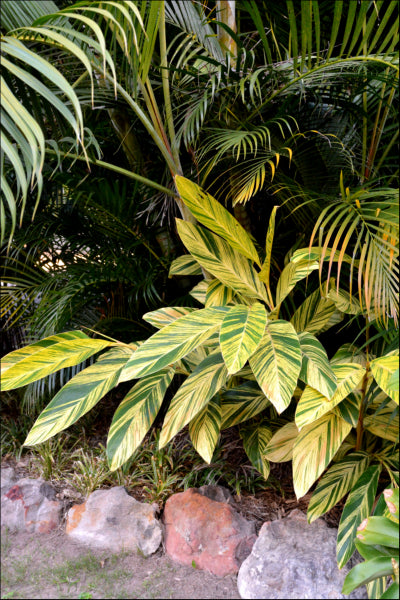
[331,344,368,367]
[0,330,88,375]
[159,351,228,448]
[333,392,362,427]
[298,331,337,399]
[363,404,399,442]
[258,206,278,286]
[295,363,365,430]
[24,348,130,446]
[275,260,319,307]
[168,254,202,277]
[371,354,399,405]
[205,279,234,307]
[293,412,352,498]
[189,279,208,304]
[2,334,115,391]
[220,303,267,374]
[328,288,362,315]
[337,465,382,568]
[290,286,340,335]
[240,422,273,479]
[343,557,397,596]
[249,320,302,414]
[264,422,299,462]
[107,368,174,471]
[189,394,221,463]
[120,307,228,380]
[220,382,270,429]
[142,307,196,329]
[307,451,371,523]
[176,220,269,302]
[174,175,260,266]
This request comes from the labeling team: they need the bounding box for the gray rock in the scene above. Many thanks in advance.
[66,486,162,556]
[1,477,62,533]
[198,484,234,504]
[237,509,368,599]
[0,467,17,496]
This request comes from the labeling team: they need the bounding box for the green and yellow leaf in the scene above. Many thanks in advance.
[337,465,382,568]
[264,422,299,462]
[249,320,302,414]
[189,279,208,304]
[293,412,352,498]
[295,363,365,430]
[330,344,367,367]
[328,287,362,315]
[175,175,261,265]
[121,307,228,380]
[333,392,362,427]
[107,367,175,471]
[298,331,337,399]
[168,254,202,277]
[159,351,228,448]
[275,260,319,307]
[205,279,234,307]
[189,394,221,463]
[342,557,397,595]
[258,205,278,286]
[2,333,116,391]
[290,286,341,335]
[176,220,269,302]
[371,354,399,405]
[142,307,196,329]
[307,451,370,522]
[240,422,273,479]
[220,303,267,374]
[220,382,270,429]
[363,403,399,442]
[24,348,129,446]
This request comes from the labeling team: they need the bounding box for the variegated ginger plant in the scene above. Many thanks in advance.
[2,176,398,578]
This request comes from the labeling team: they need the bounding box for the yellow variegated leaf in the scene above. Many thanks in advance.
[290,286,341,335]
[205,279,234,307]
[264,422,298,462]
[189,394,221,463]
[240,422,273,480]
[159,351,228,448]
[293,412,352,498]
[0,331,88,375]
[189,279,208,304]
[370,353,399,405]
[298,331,337,399]
[120,307,228,380]
[275,260,319,307]
[176,219,269,302]
[330,344,368,367]
[24,348,130,446]
[168,254,202,277]
[2,333,116,391]
[175,175,261,265]
[142,307,196,329]
[220,382,270,429]
[258,206,278,286]
[363,403,399,442]
[328,288,362,315]
[307,451,370,523]
[107,368,175,471]
[337,465,382,568]
[249,320,302,414]
[291,247,356,266]
[333,391,362,427]
[295,363,365,430]
[220,303,267,374]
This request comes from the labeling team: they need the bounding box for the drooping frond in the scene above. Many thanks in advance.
[309,186,399,325]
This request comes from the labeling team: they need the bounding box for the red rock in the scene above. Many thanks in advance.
[163,488,257,576]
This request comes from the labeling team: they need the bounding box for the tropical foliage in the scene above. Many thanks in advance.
[1,2,399,592]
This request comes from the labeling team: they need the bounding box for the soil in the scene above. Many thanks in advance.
[1,456,344,600]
